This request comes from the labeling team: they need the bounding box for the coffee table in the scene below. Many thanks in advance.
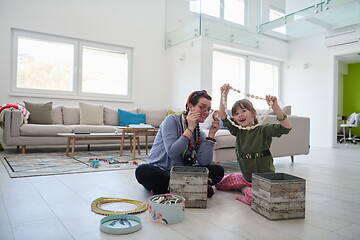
[57,133,139,158]
[118,127,159,160]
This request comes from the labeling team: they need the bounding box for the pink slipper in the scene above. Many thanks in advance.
[235,187,252,205]
[235,196,251,205]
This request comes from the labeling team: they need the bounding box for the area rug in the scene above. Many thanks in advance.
[1,150,147,178]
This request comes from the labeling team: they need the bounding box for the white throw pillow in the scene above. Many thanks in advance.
[79,102,104,125]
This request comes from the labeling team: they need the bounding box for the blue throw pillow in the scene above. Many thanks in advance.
[118,109,146,126]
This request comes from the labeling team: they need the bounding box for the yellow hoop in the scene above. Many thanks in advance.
[91,197,148,216]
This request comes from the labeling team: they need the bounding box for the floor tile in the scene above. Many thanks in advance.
[334,223,360,240]
[12,218,73,240]
[1,181,56,224]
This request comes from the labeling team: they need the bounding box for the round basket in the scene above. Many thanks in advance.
[148,194,185,224]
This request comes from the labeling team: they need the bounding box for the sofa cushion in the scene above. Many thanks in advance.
[104,107,119,126]
[118,109,145,126]
[167,109,185,115]
[20,124,73,136]
[63,106,80,125]
[52,105,63,125]
[24,101,53,124]
[202,129,234,150]
[70,125,117,133]
[79,102,104,125]
[138,108,167,127]
[258,105,292,118]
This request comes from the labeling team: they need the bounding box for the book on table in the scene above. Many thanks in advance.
[126,124,155,129]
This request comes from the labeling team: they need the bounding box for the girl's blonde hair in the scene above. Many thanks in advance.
[231,99,259,124]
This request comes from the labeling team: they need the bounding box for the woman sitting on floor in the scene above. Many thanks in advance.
[135,90,224,197]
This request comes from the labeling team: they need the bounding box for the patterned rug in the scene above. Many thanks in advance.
[1,150,147,178]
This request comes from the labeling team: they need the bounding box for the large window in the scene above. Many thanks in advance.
[190,0,246,25]
[12,29,133,101]
[212,50,280,109]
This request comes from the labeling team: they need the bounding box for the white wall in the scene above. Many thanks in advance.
[165,38,202,110]
[282,34,335,147]
[0,0,167,109]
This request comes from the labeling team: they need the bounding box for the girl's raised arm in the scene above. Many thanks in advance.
[219,84,231,120]
[266,95,292,129]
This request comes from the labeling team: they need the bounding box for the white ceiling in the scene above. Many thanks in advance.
[338,52,360,64]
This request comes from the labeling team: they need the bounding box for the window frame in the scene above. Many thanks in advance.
[11,29,134,102]
[212,49,281,109]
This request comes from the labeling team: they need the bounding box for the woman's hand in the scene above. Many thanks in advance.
[208,111,220,137]
[186,111,201,130]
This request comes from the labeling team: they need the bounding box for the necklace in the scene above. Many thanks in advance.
[222,86,273,130]
[183,114,201,165]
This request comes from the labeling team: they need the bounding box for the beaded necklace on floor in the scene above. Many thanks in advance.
[222,86,273,130]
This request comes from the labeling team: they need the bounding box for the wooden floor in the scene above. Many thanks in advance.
[0,144,359,240]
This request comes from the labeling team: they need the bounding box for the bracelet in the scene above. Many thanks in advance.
[186,128,193,134]
[206,137,216,143]
[276,113,288,121]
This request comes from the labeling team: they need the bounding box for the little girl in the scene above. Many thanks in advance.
[215,83,292,205]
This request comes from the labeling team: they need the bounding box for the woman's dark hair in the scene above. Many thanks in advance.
[185,90,212,112]
[231,99,259,124]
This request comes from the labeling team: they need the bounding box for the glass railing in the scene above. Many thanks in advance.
[165,0,260,49]
[165,0,360,48]
[165,0,201,48]
[257,0,360,40]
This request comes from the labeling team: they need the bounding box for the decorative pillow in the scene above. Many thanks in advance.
[283,106,292,115]
[104,107,119,126]
[24,101,53,124]
[118,109,146,126]
[259,105,292,117]
[167,109,185,115]
[138,108,168,127]
[79,102,104,125]
[52,105,63,125]
[62,106,80,125]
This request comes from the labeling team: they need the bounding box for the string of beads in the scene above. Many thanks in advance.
[222,86,273,130]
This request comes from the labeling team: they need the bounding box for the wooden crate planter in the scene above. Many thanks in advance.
[169,166,208,208]
[251,173,306,220]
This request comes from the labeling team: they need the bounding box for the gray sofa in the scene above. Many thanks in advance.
[1,106,167,153]
[1,106,310,163]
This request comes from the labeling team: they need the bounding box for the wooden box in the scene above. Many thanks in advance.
[169,166,208,208]
[251,173,306,220]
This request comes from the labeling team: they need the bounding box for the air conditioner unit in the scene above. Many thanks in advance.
[325,29,360,48]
